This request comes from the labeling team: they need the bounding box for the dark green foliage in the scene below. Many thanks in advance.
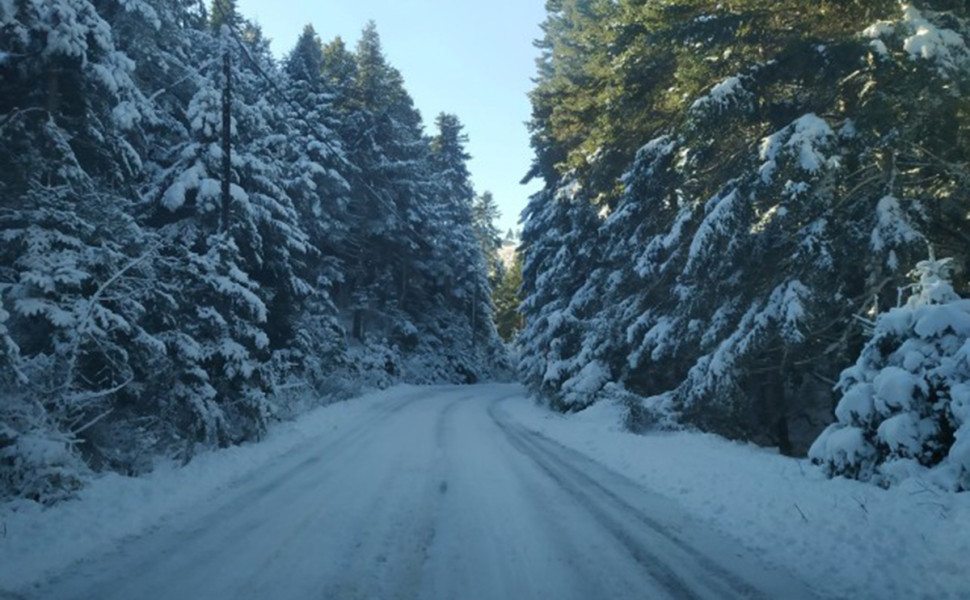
[209,0,239,31]
[473,191,505,285]
[286,24,326,87]
[520,0,970,455]
[493,251,524,342]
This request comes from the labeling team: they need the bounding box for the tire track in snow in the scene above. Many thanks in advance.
[26,386,818,600]
[489,402,704,599]
[488,399,812,600]
[418,389,626,600]
[32,388,444,600]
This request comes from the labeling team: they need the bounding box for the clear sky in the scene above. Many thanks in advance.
[236,0,546,235]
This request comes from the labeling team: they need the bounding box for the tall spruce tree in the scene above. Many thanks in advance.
[473,191,504,284]
[493,251,525,343]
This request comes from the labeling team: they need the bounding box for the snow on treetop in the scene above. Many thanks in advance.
[685,188,740,274]
[900,5,968,71]
[863,4,970,76]
[561,360,610,407]
[0,0,13,24]
[554,178,582,203]
[873,366,924,413]
[14,298,75,328]
[863,21,896,40]
[112,101,141,130]
[869,39,890,58]
[907,255,960,307]
[162,163,204,211]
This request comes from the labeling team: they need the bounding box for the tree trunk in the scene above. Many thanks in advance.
[353,309,364,341]
[773,371,794,457]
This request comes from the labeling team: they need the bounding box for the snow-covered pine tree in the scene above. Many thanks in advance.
[148,10,323,447]
[331,22,420,344]
[425,112,504,381]
[810,254,970,491]
[520,0,970,454]
[517,179,605,410]
[663,1,970,449]
[275,23,352,394]
[0,0,175,499]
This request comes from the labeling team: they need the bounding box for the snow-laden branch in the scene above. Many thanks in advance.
[61,240,164,399]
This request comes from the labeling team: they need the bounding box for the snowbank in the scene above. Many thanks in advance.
[504,397,970,600]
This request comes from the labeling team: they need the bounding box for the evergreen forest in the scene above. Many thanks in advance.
[519,0,970,489]
[4,0,970,505]
[0,0,508,504]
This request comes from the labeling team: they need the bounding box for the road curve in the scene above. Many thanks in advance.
[31,384,819,600]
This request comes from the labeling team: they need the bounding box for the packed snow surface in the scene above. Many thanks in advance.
[507,397,970,600]
[1,385,966,599]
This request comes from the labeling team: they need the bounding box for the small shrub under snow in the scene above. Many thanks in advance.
[810,255,970,490]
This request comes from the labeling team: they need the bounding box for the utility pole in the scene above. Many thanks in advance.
[220,26,232,234]
[471,270,478,349]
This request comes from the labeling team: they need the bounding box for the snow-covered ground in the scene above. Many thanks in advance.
[0,385,425,593]
[1,384,966,599]
[505,397,970,600]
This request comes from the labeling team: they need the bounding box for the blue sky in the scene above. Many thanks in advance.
[236,0,547,235]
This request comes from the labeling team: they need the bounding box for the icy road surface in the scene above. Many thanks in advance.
[33,385,816,600]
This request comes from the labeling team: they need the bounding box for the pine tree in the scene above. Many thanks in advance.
[425,113,503,379]
[330,23,421,342]
[286,24,326,88]
[493,251,524,342]
[321,37,358,111]
[518,181,605,410]
[277,24,353,392]
[0,0,172,500]
[354,21,397,111]
[472,191,504,283]
[209,0,239,31]
[430,114,486,316]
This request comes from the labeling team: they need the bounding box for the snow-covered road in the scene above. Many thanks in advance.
[30,384,815,600]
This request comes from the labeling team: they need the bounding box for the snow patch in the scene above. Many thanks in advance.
[689,76,750,114]
[758,114,837,184]
[870,196,922,270]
